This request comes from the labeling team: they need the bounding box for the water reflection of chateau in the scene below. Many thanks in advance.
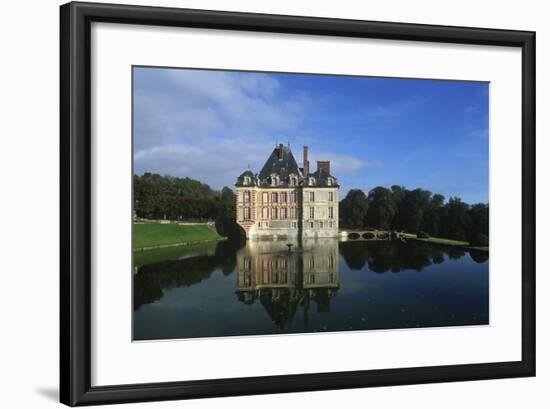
[236,239,339,328]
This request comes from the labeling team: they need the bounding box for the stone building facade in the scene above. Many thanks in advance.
[235,144,339,239]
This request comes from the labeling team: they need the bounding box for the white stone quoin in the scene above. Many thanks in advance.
[235,144,339,239]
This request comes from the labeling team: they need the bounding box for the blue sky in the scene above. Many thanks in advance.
[134,67,489,204]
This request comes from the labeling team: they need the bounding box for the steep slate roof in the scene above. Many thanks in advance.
[258,145,301,182]
[235,144,339,188]
[235,170,256,187]
[308,168,340,187]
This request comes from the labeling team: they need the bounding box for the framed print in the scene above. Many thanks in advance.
[60,1,536,406]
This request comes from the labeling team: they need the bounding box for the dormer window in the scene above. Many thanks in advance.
[327,177,332,186]
[288,174,298,186]
[271,175,279,186]
[244,176,251,185]
[308,177,315,186]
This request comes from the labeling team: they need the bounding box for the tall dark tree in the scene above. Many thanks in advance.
[421,193,445,236]
[442,197,471,241]
[467,203,489,246]
[215,187,245,241]
[366,186,397,229]
[394,188,431,233]
[339,189,369,228]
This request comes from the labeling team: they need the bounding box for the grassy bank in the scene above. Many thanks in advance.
[133,223,222,250]
[404,233,488,252]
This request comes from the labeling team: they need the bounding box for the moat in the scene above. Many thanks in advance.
[133,239,489,340]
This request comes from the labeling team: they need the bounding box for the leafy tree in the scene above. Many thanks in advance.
[366,187,397,229]
[467,203,489,246]
[339,189,369,228]
[422,193,445,236]
[442,197,471,241]
[216,187,245,241]
[394,188,431,233]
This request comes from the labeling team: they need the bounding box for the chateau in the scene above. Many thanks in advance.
[235,144,339,239]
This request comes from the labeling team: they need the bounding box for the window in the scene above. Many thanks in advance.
[244,176,251,185]
[329,191,334,202]
[310,222,314,229]
[309,191,315,202]
[327,177,333,186]
[244,207,250,220]
[320,221,323,229]
[329,221,333,228]
[262,192,268,203]
[290,192,296,203]
[289,177,295,186]
[280,208,287,219]
[281,192,287,203]
[271,192,278,203]
[309,207,314,219]
[290,208,296,218]
[329,255,334,270]
[292,222,297,228]
[262,207,268,219]
[309,257,315,268]
[309,177,315,186]
[329,207,334,219]
[271,207,277,219]
[244,191,251,203]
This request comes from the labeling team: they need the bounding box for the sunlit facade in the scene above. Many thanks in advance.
[235,145,339,239]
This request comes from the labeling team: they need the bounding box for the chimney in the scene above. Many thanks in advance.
[278,143,284,158]
[303,146,309,176]
[317,160,330,175]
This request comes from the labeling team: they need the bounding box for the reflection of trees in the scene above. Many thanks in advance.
[133,241,242,311]
[235,239,340,329]
[339,241,469,273]
[469,249,489,263]
[447,247,466,260]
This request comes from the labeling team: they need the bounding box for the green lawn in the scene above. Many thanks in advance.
[410,235,489,252]
[414,237,469,246]
[133,223,222,250]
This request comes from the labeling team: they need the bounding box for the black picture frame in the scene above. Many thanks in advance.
[60,1,536,406]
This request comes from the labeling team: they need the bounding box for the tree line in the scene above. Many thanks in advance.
[134,173,244,240]
[339,186,489,246]
[134,174,488,246]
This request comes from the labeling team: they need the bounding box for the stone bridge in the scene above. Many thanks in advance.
[340,229,405,241]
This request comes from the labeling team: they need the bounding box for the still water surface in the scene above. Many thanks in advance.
[133,239,488,340]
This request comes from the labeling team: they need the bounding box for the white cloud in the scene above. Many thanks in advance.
[134,68,373,190]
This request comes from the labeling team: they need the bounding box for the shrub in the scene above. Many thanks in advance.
[417,231,430,239]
